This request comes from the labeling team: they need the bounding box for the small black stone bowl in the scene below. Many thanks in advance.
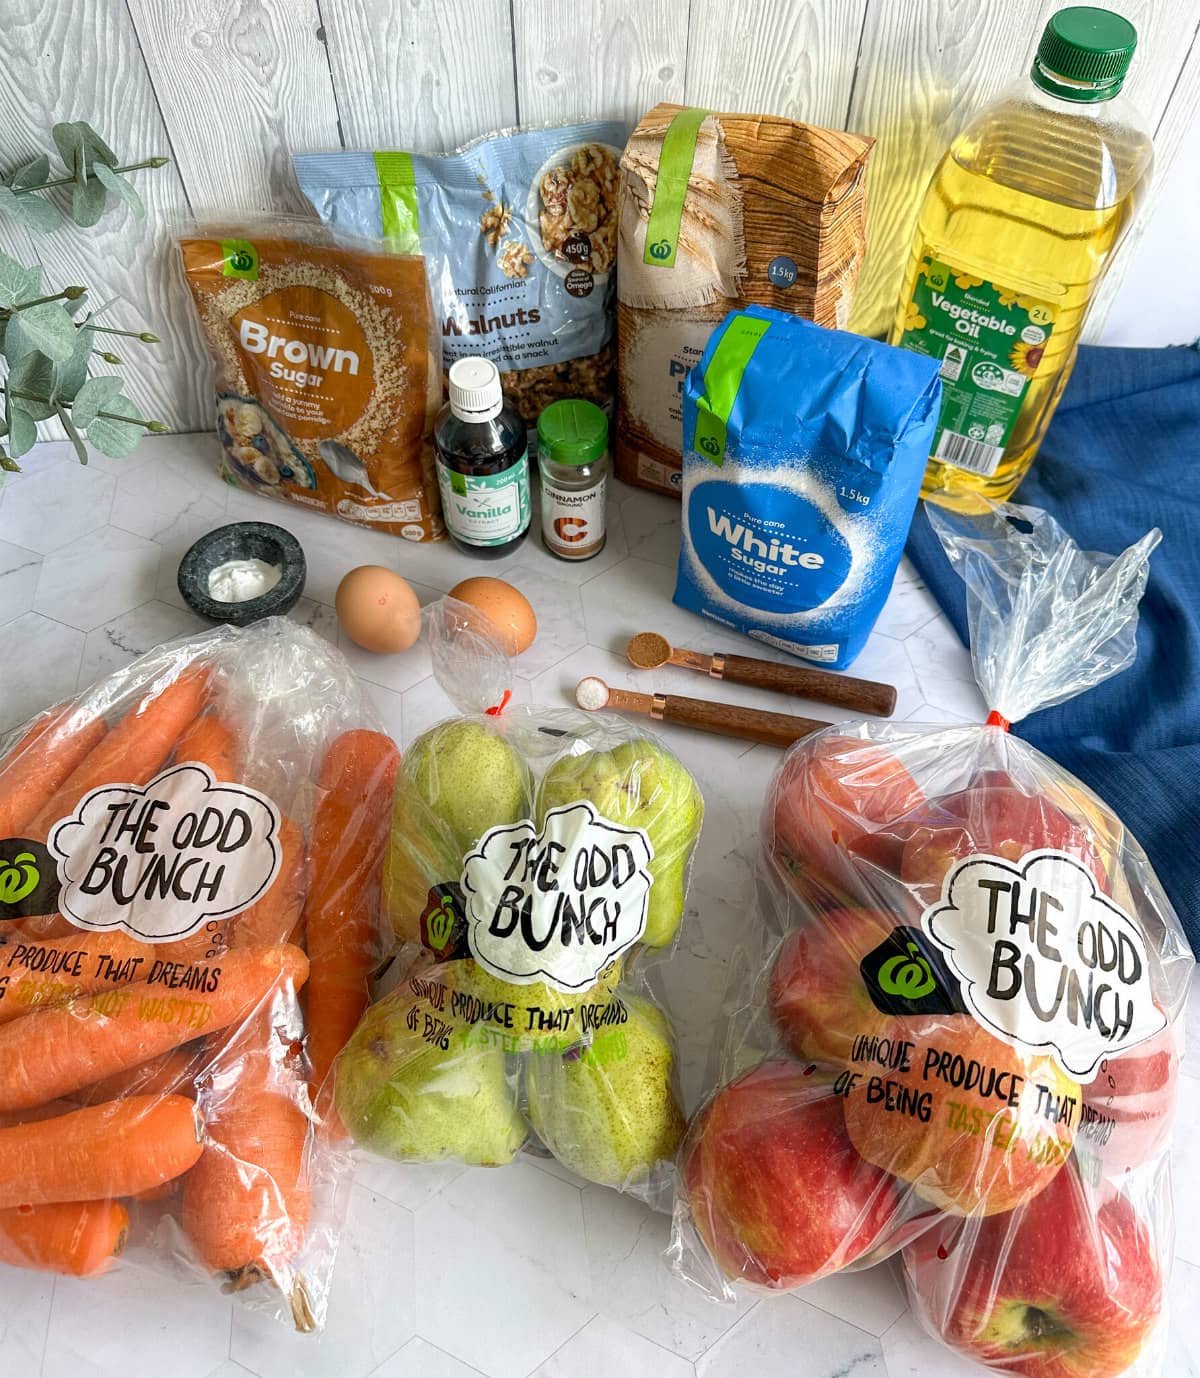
[178,521,306,626]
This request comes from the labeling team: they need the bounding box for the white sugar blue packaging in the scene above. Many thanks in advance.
[675,307,942,669]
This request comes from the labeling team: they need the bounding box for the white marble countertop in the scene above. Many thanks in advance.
[0,435,1196,1378]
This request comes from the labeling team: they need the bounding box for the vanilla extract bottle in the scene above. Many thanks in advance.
[434,357,531,560]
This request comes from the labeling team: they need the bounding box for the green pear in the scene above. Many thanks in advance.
[453,957,623,1052]
[384,719,532,944]
[536,738,703,947]
[334,973,527,1165]
[526,995,686,1188]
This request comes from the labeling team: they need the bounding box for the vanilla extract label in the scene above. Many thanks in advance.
[50,763,282,943]
[922,849,1166,1082]
[461,802,653,992]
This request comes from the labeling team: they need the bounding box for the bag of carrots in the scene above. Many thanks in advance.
[0,617,399,1332]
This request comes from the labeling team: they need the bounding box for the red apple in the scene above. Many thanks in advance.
[904,1160,1163,1378]
[841,1013,1079,1216]
[901,776,1106,905]
[684,1061,901,1289]
[770,735,925,902]
[1078,1024,1181,1173]
[768,909,895,1066]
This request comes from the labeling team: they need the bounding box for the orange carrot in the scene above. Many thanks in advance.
[76,1046,205,1105]
[0,1200,129,1276]
[182,1009,311,1283]
[0,1099,78,1129]
[0,1095,202,1206]
[130,1181,178,1203]
[0,707,108,839]
[28,668,210,839]
[232,815,308,949]
[171,711,239,780]
[0,944,309,1112]
[0,930,174,1024]
[304,731,400,1104]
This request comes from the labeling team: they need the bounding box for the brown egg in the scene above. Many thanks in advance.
[335,566,422,653]
[448,576,537,656]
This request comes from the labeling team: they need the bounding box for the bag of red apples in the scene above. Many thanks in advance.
[672,502,1194,1378]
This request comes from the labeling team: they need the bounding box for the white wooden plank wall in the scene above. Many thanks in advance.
[0,0,1195,433]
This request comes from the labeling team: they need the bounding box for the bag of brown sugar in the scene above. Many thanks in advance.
[617,105,873,495]
[179,222,443,540]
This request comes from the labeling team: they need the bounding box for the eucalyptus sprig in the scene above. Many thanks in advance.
[0,121,167,232]
[0,121,169,471]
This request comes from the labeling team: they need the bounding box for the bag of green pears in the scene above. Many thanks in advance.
[330,603,704,1201]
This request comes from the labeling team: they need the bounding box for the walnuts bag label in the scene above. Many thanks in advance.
[180,230,443,540]
[294,120,625,429]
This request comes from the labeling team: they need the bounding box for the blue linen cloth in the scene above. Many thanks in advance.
[905,343,1200,950]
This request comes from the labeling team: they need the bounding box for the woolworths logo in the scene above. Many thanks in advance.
[221,239,259,280]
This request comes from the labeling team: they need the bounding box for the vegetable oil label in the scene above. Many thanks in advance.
[898,255,1057,478]
[921,849,1166,1082]
[460,802,654,992]
[47,763,282,942]
[437,452,531,546]
[540,473,607,558]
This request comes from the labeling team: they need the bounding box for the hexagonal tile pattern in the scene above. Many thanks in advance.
[0,539,42,620]
[35,525,160,630]
[0,459,116,554]
[0,611,85,732]
[230,1185,415,1378]
[413,1163,592,1378]
[0,436,1192,1378]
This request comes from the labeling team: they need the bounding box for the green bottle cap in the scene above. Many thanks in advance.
[1031,7,1137,102]
[536,399,608,466]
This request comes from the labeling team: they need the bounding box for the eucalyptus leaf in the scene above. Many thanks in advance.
[57,405,88,464]
[93,163,144,218]
[6,351,57,419]
[70,374,124,429]
[53,323,95,402]
[6,301,77,363]
[71,176,107,229]
[0,449,19,473]
[52,122,87,181]
[10,154,50,191]
[10,193,62,233]
[78,123,118,168]
[0,250,40,308]
[84,393,143,458]
[6,407,37,458]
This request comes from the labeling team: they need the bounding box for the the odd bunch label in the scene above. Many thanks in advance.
[50,763,281,942]
[461,801,653,992]
[923,849,1166,1081]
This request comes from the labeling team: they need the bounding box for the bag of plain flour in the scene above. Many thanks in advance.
[295,121,625,431]
[616,104,873,495]
[675,307,941,670]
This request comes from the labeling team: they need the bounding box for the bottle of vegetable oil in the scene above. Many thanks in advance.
[890,7,1152,507]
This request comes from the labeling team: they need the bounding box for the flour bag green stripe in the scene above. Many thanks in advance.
[677,305,943,670]
[642,107,709,269]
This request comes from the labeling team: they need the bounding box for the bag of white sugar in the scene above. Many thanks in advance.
[675,306,942,669]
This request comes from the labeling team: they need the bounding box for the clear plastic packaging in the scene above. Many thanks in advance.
[670,501,1192,1378]
[0,619,396,1331]
[328,603,705,1204]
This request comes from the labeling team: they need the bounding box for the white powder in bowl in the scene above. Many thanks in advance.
[208,558,282,604]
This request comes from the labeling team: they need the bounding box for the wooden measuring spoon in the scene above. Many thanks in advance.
[626,632,897,717]
[575,677,828,749]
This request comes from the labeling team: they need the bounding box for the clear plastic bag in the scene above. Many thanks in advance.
[0,619,397,1331]
[670,502,1192,1378]
[328,604,704,1204]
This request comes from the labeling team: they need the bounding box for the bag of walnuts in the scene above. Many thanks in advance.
[295,120,625,432]
[671,502,1192,1378]
[616,104,873,495]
